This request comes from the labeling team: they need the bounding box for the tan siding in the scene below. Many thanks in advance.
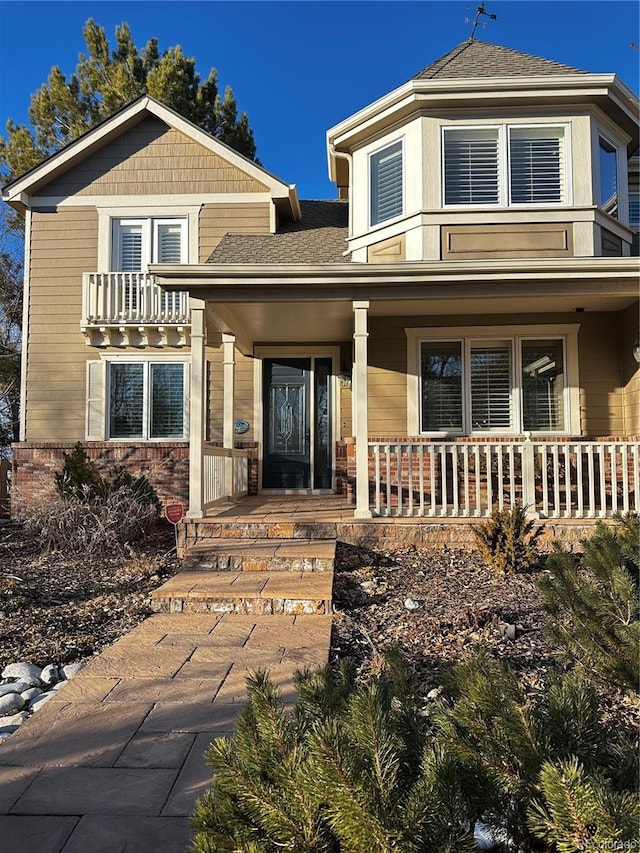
[37,118,269,198]
[206,345,256,443]
[199,203,271,260]
[26,208,98,440]
[619,302,640,435]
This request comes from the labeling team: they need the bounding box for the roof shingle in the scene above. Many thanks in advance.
[413,39,587,80]
[208,200,348,264]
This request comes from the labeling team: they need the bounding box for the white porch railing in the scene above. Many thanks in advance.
[203,445,250,509]
[368,441,640,519]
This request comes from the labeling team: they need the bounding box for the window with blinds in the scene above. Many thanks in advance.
[108,361,186,440]
[112,218,186,270]
[509,129,563,204]
[522,340,565,431]
[420,342,463,431]
[418,335,568,435]
[370,140,403,226]
[443,124,567,207]
[470,344,512,431]
[444,129,499,205]
[630,190,640,227]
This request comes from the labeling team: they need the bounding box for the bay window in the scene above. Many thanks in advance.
[370,140,403,226]
[443,124,567,207]
[598,136,618,218]
[419,334,568,434]
[108,361,187,440]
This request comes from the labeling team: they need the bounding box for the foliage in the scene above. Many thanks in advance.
[433,650,637,851]
[0,218,22,455]
[24,442,162,552]
[537,514,640,692]
[54,441,160,511]
[189,655,477,853]
[473,502,543,574]
[24,485,158,554]
[0,18,258,187]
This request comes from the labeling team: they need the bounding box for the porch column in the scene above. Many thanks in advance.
[353,300,372,518]
[187,299,206,518]
[222,332,236,498]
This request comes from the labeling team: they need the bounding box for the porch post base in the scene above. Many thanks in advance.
[354,508,373,519]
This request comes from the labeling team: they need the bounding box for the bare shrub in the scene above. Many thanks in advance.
[24,485,158,555]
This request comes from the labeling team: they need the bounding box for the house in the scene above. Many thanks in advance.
[3,39,639,530]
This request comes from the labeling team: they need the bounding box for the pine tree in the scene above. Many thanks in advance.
[537,514,640,692]
[0,18,258,186]
[189,659,477,852]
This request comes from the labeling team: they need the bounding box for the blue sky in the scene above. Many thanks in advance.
[0,1,638,198]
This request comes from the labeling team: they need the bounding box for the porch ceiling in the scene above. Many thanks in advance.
[205,290,637,349]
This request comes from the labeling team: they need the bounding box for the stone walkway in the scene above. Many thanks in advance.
[0,611,332,852]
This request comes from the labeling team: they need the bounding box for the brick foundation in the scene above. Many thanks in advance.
[11,442,190,518]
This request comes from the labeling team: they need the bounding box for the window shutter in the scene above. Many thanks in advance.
[118,224,143,271]
[510,131,562,203]
[156,223,184,263]
[444,130,499,205]
[86,360,106,440]
[371,141,403,225]
[470,345,512,431]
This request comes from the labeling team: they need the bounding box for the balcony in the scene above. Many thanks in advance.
[81,272,191,347]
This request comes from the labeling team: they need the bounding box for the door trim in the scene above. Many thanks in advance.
[254,346,341,493]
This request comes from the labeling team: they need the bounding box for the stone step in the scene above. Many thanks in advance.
[181,519,338,546]
[183,539,336,573]
[151,571,333,616]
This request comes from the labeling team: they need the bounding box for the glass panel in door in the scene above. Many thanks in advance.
[263,359,310,488]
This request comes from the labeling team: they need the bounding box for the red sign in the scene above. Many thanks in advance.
[165,503,184,525]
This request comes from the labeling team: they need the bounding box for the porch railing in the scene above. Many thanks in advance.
[203,445,250,509]
[368,441,640,519]
[81,272,190,325]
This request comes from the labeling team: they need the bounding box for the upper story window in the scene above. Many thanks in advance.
[598,136,618,219]
[443,125,567,208]
[629,188,640,228]
[370,140,403,226]
[112,218,187,271]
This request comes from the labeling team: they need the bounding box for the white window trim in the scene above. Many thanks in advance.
[368,137,405,228]
[97,205,200,272]
[441,123,571,209]
[101,353,190,441]
[406,324,580,436]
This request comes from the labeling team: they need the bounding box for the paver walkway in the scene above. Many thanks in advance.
[0,611,333,852]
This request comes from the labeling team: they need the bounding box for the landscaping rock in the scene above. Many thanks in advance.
[0,692,26,715]
[1,710,29,727]
[0,681,31,697]
[60,662,83,680]
[20,687,42,702]
[28,693,53,712]
[1,662,42,686]
[40,664,60,686]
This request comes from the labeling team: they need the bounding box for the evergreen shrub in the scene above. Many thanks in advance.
[473,502,543,574]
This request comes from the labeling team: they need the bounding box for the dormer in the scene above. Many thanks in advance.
[327,40,639,262]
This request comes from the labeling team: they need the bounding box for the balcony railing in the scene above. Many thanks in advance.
[368,440,640,519]
[81,272,190,346]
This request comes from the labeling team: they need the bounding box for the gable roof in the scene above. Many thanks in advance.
[208,200,348,264]
[2,95,300,218]
[413,39,587,80]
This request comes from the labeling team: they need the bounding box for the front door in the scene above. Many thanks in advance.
[262,357,332,490]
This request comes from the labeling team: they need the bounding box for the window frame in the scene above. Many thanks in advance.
[104,356,189,441]
[111,216,188,272]
[369,137,405,228]
[441,123,570,209]
[406,325,580,437]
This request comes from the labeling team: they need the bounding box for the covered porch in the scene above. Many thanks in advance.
[150,257,640,524]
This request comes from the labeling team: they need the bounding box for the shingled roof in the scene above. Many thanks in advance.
[208,200,349,264]
[414,39,587,80]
